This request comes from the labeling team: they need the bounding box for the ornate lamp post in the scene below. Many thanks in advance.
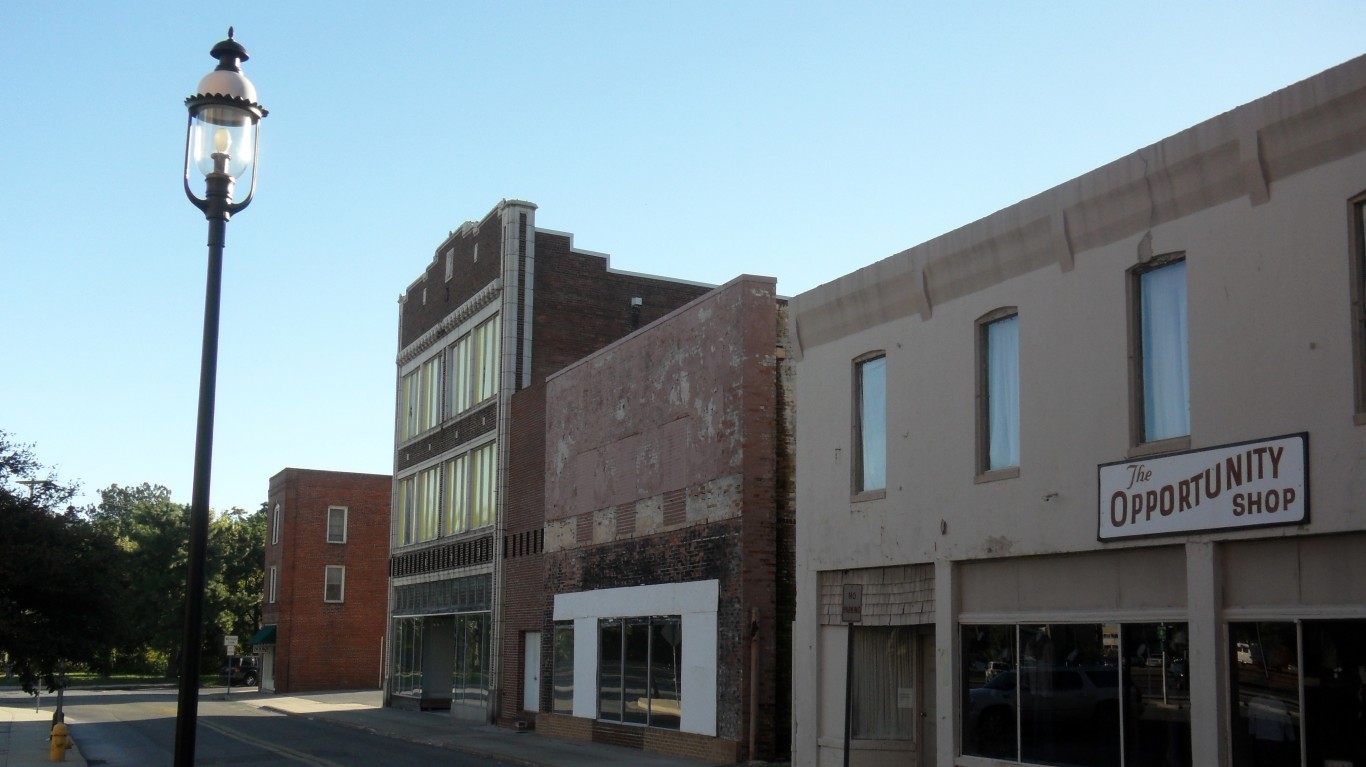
[174,28,266,767]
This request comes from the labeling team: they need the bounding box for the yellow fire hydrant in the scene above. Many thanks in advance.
[49,721,73,762]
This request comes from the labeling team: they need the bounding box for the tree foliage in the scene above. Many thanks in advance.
[0,431,122,692]
[0,430,266,686]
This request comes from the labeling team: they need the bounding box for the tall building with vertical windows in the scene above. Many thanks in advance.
[388,199,711,720]
[789,56,1366,766]
[258,468,390,694]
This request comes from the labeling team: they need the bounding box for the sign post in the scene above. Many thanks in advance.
[224,636,238,698]
[842,584,863,767]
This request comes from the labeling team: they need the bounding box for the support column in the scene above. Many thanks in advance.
[1186,541,1227,766]
[934,558,956,767]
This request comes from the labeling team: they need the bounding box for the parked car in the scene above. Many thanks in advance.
[220,656,259,687]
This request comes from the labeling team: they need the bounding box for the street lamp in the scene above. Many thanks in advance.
[174,28,266,767]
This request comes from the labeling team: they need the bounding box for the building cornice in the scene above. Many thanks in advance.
[791,54,1366,357]
[396,278,502,366]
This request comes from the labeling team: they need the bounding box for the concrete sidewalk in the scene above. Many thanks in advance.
[0,705,85,767]
[231,689,729,767]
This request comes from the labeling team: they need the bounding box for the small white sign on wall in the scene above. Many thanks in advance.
[1098,433,1308,541]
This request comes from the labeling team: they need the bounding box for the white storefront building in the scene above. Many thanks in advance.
[789,55,1366,766]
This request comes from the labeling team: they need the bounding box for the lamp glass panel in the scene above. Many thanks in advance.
[189,106,257,180]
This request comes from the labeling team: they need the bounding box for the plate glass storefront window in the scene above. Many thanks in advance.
[392,618,424,696]
[552,622,573,715]
[1230,619,1366,767]
[597,615,681,729]
[962,622,1191,766]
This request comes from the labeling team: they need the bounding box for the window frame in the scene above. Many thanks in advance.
[268,566,277,604]
[852,351,888,501]
[1129,253,1191,454]
[271,503,280,545]
[326,505,348,544]
[976,308,1021,481]
[1351,193,1366,424]
[323,565,345,603]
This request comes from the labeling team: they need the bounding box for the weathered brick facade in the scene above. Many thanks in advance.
[541,275,794,761]
[262,468,391,693]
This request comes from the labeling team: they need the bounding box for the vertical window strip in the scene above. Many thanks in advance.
[470,442,496,529]
[1140,260,1190,441]
[399,475,416,546]
[417,466,440,542]
[402,370,421,440]
[421,355,442,431]
[445,454,468,535]
[856,356,888,492]
[986,315,1020,470]
[453,334,471,415]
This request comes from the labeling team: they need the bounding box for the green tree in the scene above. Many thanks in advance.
[0,431,124,692]
[90,483,190,676]
[205,503,265,660]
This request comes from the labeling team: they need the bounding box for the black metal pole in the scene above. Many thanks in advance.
[173,166,232,767]
[844,622,854,767]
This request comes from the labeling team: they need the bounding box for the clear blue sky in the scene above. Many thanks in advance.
[3,1,1363,513]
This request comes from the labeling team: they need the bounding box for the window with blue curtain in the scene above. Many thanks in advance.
[1139,259,1189,442]
[985,313,1020,471]
[856,355,887,493]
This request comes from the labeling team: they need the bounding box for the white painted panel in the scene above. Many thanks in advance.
[572,616,597,718]
[680,607,718,735]
[553,579,718,620]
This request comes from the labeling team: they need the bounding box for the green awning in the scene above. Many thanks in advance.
[249,625,276,645]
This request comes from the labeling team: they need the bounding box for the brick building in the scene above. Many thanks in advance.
[388,199,711,721]
[257,468,390,693]
[535,275,795,762]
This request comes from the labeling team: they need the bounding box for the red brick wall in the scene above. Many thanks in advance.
[527,231,713,384]
[538,276,791,760]
[264,469,391,693]
[496,232,712,726]
[399,209,504,350]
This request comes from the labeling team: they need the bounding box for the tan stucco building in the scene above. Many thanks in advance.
[789,55,1366,766]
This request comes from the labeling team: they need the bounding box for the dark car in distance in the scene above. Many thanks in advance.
[220,656,259,687]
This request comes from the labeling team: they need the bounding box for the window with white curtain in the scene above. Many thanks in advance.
[324,565,345,603]
[326,506,347,543]
[1135,257,1189,443]
[854,354,887,495]
[979,310,1020,474]
[852,625,914,739]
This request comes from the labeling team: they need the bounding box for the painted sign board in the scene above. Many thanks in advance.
[1098,433,1308,541]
